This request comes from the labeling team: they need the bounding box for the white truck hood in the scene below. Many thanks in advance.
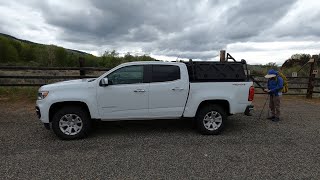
[39,79,96,91]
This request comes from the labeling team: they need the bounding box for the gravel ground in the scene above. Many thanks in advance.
[0,95,319,179]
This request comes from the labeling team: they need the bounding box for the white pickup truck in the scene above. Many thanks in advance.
[36,61,254,139]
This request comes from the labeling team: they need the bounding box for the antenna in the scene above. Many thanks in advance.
[176,55,180,62]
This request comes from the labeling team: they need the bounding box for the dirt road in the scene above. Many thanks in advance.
[0,95,319,179]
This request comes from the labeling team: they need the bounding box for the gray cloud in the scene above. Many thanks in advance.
[1,0,320,62]
[225,0,296,39]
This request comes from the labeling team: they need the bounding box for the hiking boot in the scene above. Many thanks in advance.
[267,116,275,120]
[272,117,280,122]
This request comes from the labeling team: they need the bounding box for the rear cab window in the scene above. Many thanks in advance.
[151,65,180,83]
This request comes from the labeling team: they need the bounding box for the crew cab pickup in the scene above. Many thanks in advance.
[36,60,254,139]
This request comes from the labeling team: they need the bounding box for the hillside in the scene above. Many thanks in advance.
[0,33,156,68]
[0,33,91,56]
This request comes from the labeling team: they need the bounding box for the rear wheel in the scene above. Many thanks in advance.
[52,106,91,140]
[196,105,226,135]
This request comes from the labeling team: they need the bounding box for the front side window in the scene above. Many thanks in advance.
[152,65,180,83]
[107,65,143,85]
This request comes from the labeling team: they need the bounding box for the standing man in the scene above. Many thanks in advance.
[264,69,283,122]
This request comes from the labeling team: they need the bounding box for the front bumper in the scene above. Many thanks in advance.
[36,106,51,130]
[244,105,254,116]
[36,100,50,123]
[35,106,41,119]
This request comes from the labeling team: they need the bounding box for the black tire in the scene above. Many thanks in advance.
[52,106,91,140]
[196,105,226,135]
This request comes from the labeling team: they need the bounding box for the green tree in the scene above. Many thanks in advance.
[20,44,35,62]
[46,45,56,66]
[0,37,10,63]
[65,53,78,67]
[124,52,135,62]
[6,44,19,63]
[11,40,22,55]
[136,54,155,61]
[291,54,311,61]
[102,50,121,68]
[0,37,19,63]
[33,46,47,66]
[54,47,68,66]
[85,55,100,67]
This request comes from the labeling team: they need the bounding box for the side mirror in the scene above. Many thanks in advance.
[100,77,109,87]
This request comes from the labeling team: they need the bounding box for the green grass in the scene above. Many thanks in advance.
[0,87,38,102]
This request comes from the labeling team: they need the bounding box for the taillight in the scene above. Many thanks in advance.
[248,86,255,101]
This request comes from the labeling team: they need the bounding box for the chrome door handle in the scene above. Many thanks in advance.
[172,87,184,91]
[134,89,145,92]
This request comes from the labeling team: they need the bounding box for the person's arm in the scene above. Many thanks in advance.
[264,80,271,93]
[270,77,283,93]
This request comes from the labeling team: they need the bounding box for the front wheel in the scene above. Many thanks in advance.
[196,105,226,135]
[52,106,91,140]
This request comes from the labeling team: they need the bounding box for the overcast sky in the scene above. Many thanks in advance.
[1,0,320,64]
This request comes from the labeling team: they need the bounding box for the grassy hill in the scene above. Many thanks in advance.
[0,33,156,68]
[0,33,91,56]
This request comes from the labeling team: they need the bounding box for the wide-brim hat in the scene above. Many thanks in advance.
[265,74,276,78]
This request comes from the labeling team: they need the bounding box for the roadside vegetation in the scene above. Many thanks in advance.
[0,87,38,102]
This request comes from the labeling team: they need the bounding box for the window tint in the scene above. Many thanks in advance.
[107,65,143,85]
[152,65,180,82]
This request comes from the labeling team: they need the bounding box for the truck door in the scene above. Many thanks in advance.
[97,65,149,120]
[148,64,189,118]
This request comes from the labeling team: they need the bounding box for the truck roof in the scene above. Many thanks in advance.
[120,61,183,66]
[118,60,248,82]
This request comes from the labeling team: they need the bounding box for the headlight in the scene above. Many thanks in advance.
[38,91,49,100]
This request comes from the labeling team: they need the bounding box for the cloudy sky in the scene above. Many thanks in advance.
[0,0,320,64]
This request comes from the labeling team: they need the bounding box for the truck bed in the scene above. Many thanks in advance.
[183,81,253,117]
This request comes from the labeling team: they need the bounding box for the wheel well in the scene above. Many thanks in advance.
[49,101,91,122]
[197,100,230,115]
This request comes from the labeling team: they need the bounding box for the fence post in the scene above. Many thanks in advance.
[306,55,318,99]
[220,50,226,62]
[79,57,85,79]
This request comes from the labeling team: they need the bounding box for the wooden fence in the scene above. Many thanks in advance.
[251,75,320,97]
[0,63,319,98]
[0,66,109,86]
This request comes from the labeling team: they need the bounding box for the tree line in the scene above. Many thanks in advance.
[0,34,156,68]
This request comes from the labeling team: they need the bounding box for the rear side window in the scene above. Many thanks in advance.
[152,65,180,83]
